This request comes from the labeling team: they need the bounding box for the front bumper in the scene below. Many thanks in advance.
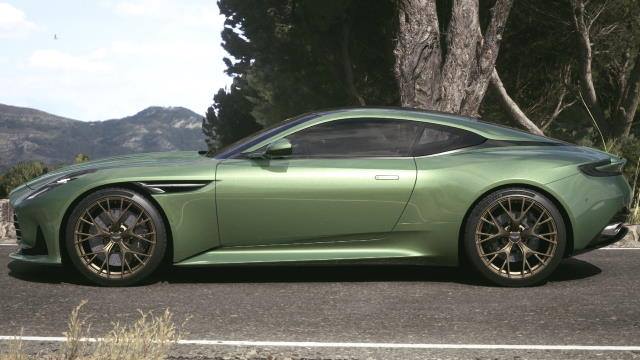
[9,206,57,264]
[9,189,63,265]
[9,250,61,265]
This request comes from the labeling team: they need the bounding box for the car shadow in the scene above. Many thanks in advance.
[7,257,601,287]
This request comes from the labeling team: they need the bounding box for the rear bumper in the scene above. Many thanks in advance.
[574,207,630,255]
[574,226,628,255]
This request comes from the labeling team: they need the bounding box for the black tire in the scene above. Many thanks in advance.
[65,187,167,286]
[464,188,566,287]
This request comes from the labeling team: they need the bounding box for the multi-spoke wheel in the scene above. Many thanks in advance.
[65,188,167,286]
[464,188,566,287]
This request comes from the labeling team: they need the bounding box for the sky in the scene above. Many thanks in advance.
[0,0,231,121]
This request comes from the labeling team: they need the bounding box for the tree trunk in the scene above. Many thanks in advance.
[619,51,640,137]
[341,21,366,106]
[394,0,520,124]
[491,69,545,135]
[571,0,611,136]
[459,0,513,116]
[438,0,481,113]
[394,0,442,109]
[570,0,639,139]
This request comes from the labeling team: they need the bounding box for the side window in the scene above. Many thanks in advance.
[412,124,485,156]
[286,118,421,158]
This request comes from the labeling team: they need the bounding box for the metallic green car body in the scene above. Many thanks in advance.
[9,108,632,268]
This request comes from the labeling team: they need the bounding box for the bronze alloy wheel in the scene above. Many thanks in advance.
[66,188,167,286]
[465,188,566,287]
[475,195,557,279]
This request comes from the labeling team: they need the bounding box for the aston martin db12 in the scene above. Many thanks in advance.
[9,108,631,286]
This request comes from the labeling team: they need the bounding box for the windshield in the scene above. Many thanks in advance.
[209,113,320,159]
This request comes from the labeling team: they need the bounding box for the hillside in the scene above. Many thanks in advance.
[0,104,206,171]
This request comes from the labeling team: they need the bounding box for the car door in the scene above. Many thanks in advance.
[215,117,421,247]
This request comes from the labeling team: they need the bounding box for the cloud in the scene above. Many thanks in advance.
[0,2,38,38]
[28,49,111,72]
[113,1,147,16]
[14,35,229,120]
[1,1,230,121]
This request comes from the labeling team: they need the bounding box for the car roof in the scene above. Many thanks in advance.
[311,107,561,143]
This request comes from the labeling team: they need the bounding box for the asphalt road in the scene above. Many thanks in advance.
[1,244,640,359]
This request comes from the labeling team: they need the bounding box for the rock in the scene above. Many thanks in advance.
[608,224,640,248]
[627,224,639,243]
[0,199,15,240]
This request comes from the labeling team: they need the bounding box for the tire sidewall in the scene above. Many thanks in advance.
[464,188,567,287]
[65,187,167,286]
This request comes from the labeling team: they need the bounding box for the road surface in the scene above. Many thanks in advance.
[0,244,639,359]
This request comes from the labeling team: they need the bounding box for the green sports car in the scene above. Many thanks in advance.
[8,108,631,286]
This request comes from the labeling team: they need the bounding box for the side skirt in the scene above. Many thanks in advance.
[174,233,456,267]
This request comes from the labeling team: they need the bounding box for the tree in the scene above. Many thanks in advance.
[570,0,640,140]
[481,0,640,142]
[0,161,48,198]
[74,153,90,164]
[211,0,397,126]
[394,0,518,121]
[202,84,262,152]
[209,0,640,142]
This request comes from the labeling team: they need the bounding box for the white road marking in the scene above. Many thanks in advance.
[0,336,639,351]
[0,243,17,246]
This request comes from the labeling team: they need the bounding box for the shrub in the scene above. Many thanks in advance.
[74,154,90,164]
[0,302,179,360]
[0,161,48,198]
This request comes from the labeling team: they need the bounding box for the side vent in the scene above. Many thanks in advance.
[135,181,212,194]
[13,213,21,241]
[20,227,48,256]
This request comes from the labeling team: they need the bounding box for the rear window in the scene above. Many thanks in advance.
[412,123,485,156]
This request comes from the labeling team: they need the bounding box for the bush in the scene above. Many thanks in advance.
[0,161,48,198]
[74,154,90,164]
[0,302,179,360]
[591,137,640,224]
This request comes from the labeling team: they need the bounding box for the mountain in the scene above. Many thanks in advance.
[0,103,206,171]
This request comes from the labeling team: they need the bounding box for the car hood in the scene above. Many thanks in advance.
[23,151,210,190]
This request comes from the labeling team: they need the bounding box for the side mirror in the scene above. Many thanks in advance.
[264,138,293,158]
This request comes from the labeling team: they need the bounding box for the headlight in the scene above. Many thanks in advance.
[26,169,96,200]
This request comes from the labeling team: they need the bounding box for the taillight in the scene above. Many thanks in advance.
[579,159,626,177]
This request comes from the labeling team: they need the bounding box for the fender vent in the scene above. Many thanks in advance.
[136,181,212,194]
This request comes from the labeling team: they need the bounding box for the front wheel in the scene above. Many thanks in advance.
[65,188,167,286]
[464,188,567,287]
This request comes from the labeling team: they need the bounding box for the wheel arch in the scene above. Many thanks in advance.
[58,182,174,266]
[457,182,575,264]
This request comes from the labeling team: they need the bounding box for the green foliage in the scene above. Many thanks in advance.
[203,0,398,149]
[484,0,640,141]
[207,0,640,169]
[604,137,640,210]
[74,153,90,164]
[482,1,577,127]
[0,161,48,198]
[202,84,262,152]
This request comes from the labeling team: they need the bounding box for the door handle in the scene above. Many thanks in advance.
[375,175,400,180]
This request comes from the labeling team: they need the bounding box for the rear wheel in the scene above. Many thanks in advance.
[65,188,167,286]
[464,188,566,287]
